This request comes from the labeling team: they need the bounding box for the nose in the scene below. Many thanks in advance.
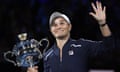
[56,24,62,29]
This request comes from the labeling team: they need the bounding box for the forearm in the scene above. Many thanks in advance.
[99,23,112,37]
[89,1,111,37]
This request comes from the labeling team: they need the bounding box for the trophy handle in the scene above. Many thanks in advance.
[4,51,17,66]
[39,38,49,54]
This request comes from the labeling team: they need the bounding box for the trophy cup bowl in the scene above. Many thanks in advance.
[4,33,49,67]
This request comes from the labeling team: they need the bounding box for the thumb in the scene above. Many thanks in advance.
[34,66,38,70]
[89,12,97,18]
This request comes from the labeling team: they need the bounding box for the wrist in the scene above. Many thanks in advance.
[100,23,107,27]
[98,20,106,25]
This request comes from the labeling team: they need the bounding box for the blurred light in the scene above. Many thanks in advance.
[89,70,114,72]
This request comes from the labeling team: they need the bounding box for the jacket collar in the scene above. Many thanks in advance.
[53,38,73,56]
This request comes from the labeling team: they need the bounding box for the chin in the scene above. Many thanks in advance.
[55,35,68,39]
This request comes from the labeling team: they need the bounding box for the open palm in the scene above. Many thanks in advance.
[89,1,106,24]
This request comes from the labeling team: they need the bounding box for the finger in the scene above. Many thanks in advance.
[98,1,102,10]
[96,1,99,9]
[89,12,97,18]
[28,66,38,70]
[91,2,97,12]
[27,67,31,70]
[34,66,38,69]
[27,68,32,71]
[103,6,106,12]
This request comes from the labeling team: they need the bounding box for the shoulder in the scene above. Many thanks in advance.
[80,38,102,42]
[71,38,96,42]
[79,38,102,43]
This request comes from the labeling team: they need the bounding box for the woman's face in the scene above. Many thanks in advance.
[50,17,71,39]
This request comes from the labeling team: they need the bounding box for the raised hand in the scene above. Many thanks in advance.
[89,1,106,25]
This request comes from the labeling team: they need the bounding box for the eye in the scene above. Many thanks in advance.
[60,22,64,25]
[51,23,57,27]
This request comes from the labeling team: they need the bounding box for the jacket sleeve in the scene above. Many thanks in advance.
[82,35,115,57]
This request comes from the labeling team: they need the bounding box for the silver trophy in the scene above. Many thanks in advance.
[4,33,49,67]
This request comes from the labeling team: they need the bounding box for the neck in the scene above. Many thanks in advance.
[56,34,70,50]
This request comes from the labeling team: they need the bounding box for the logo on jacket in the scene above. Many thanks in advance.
[68,50,74,55]
[71,44,82,48]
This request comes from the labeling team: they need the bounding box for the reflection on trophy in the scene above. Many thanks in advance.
[4,33,49,67]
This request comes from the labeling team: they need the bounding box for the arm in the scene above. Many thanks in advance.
[85,36,114,57]
[87,1,114,57]
[89,1,111,37]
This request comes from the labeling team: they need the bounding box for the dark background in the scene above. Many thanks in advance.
[0,0,120,72]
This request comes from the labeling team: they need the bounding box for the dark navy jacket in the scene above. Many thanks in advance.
[43,36,114,72]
